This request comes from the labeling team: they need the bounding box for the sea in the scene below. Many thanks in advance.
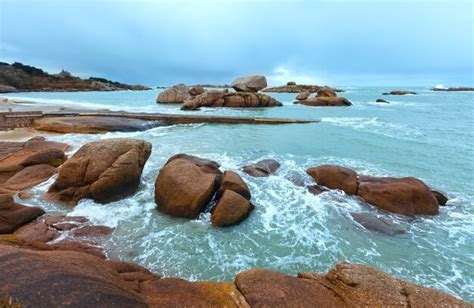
[2,87,473,301]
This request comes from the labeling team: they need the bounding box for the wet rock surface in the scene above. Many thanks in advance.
[350,212,406,236]
[33,116,165,134]
[242,159,281,177]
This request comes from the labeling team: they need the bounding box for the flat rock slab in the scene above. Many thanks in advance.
[33,116,166,133]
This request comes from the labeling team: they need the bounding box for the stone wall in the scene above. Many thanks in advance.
[0,111,43,130]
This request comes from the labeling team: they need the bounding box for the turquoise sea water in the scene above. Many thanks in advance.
[3,88,474,301]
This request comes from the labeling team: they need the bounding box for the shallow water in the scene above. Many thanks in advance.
[3,87,474,301]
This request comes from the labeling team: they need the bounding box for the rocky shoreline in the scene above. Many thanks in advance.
[1,135,471,306]
[0,62,151,93]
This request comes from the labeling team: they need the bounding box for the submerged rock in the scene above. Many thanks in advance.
[376,98,390,103]
[0,194,44,234]
[307,184,329,195]
[47,138,151,205]
[211,190,254,227]
[242,159,281,177]
[358,176,439,216]
[306,165,358,195]
[350,212,406,235]
[33,116,165,134]
[156,83,191,104]
[382,90,417,95]
[231,75,267,92]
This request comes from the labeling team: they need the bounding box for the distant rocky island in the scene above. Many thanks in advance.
[431,87,474,92]
[263,81,343,93]
[0,62,151,93]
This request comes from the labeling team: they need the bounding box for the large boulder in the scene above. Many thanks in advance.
[0,137,68,185]
[182,92,282,110]
[316,87,337,97]
[242,159,281,177]
[296,96,352,106]
[155,155,221,218]
[295,91,310,100]
[306,165,358,195]
[156,83,190,104]
[357,176,439,215]
[211,190,254,227]
[217,171,251,200]
[231,75,267,92]
[0,245,150,307]
[0,195,44,234]
[47,138,151,205]
[33,116,164,134]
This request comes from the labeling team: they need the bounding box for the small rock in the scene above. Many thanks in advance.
[217,171,251,200]
[431,190,448,206]
[242,159,281,177]
[211,190,254,227]
[350,212,406,236]
[376,98,389,103]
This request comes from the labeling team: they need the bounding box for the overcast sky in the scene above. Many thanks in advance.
[0,0,472,86]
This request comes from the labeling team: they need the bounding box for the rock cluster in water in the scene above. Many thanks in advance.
[157,75,283,110]
[306,164,447,216]
[382,90,417,95]
[154,154,254,227]
[294,87,352,106]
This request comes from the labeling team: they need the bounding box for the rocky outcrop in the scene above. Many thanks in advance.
[350,212,406,236]
[432,87,474,92]
[211,190,254,227]
[141,279,248,307]
[33,116,165,134]
[231,75,267,92]
[155,154,254,226]
[382,90,417,95]
[0,245,153,307]
[306,165,441,216]
[0,62,150,92]
[0,243,469,306]
[182,91,282,110]
[307,165,358,195]
[294,87,352,107]
[156,83,191,104]
[376,98,390,103]
[0,137,68,192]
[236,263,468,307]
[296,96,352,106]
[47,138,151,205]
[242,159,281,177]
[1,164,57,191]
[0,195,44,234]
[263,84,343,93]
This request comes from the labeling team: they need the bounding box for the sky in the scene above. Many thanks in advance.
[0,0,473,87]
